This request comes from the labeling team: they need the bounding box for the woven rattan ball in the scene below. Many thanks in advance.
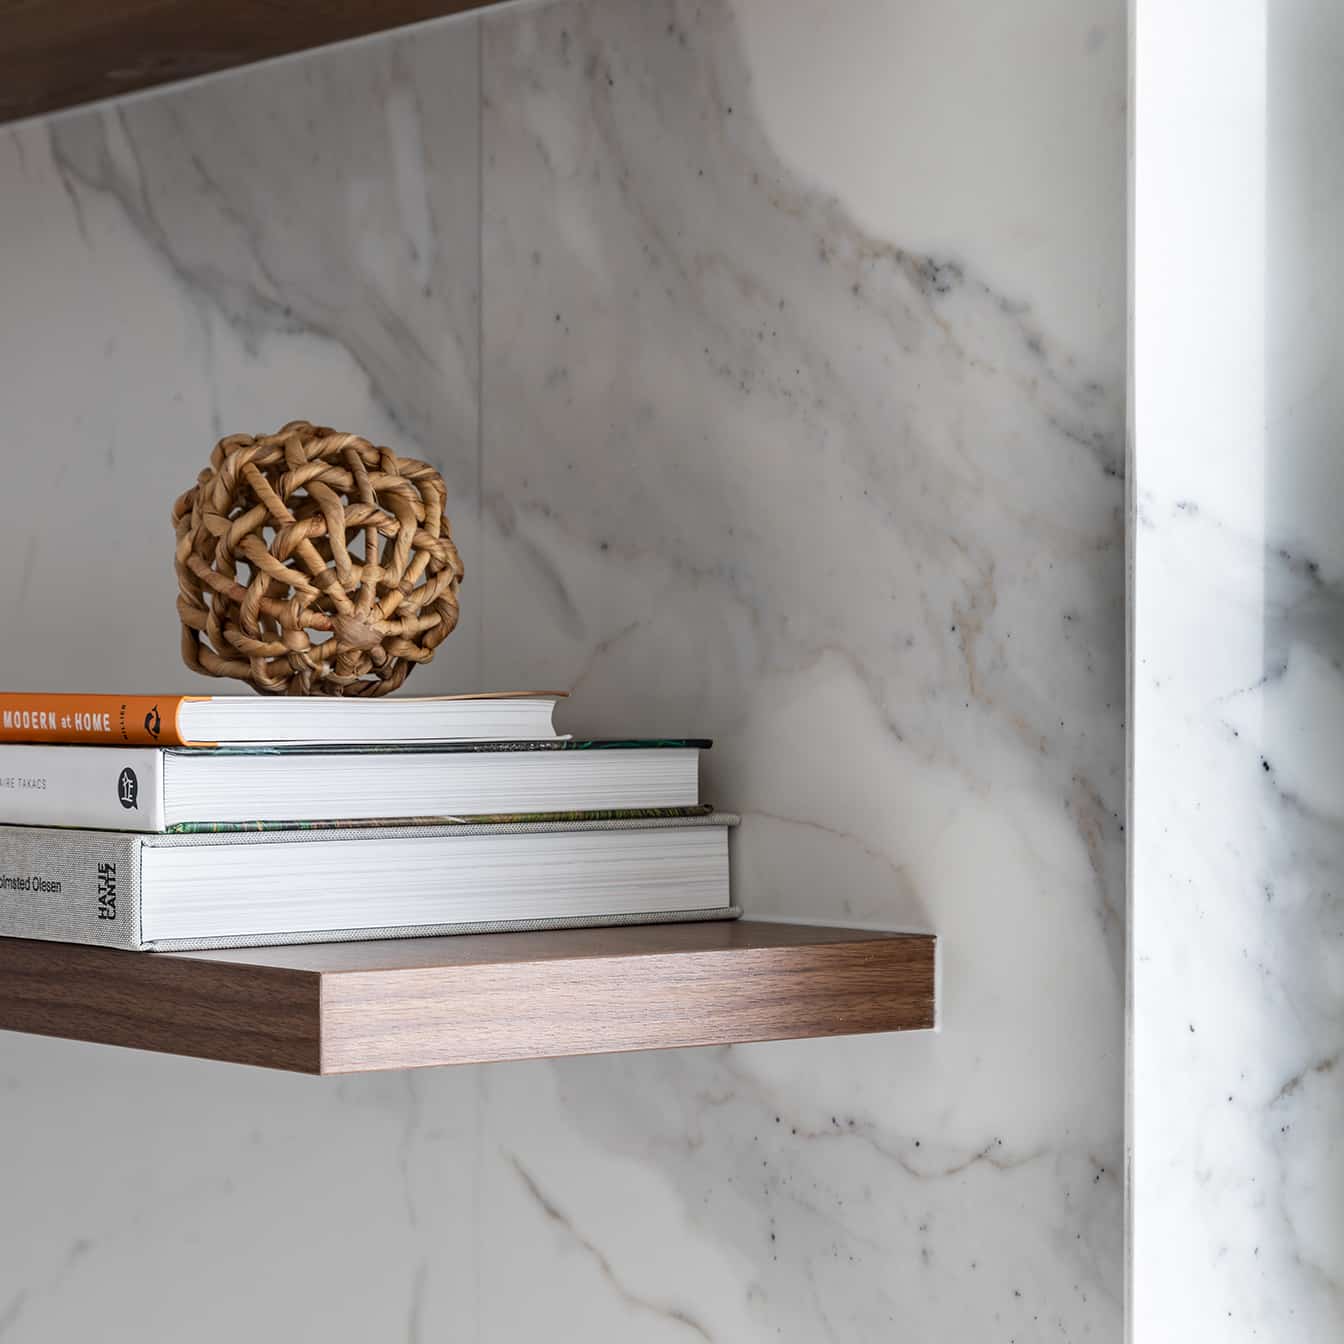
[172,421,463,696]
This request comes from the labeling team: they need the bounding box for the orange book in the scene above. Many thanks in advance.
[0,694,200,746]
[0,691,565,748]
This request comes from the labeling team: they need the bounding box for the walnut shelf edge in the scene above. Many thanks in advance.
[0,921,937,1073]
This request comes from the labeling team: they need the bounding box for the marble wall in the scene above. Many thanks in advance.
[1131,1,1344,1339]
[0,0,1126,1339]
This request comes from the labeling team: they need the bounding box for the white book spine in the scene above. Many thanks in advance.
[0,746,166,832]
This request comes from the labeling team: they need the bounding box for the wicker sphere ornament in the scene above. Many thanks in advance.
[172,421,463,696]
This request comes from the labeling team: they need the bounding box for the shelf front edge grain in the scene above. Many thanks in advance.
[317,931,936,1073]
[0,939,323,1072]
[0,925,936,1075]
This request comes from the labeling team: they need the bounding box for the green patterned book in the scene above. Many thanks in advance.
[168,804,716,834]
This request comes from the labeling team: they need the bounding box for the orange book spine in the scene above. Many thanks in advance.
[0,694,193,746]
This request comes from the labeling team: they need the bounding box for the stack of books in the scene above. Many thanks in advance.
[0,693,737,952]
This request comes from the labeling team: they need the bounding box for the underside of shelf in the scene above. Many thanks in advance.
[0,0,510,124]
[0,921,936,1073]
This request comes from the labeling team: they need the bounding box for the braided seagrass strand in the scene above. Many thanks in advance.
[172,421,463,696]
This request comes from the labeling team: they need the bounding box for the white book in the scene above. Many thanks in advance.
[0,816,738,951]
[0,740,707,832]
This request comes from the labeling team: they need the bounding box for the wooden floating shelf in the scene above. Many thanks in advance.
[0,921,936,1074]
[0,0,514,124]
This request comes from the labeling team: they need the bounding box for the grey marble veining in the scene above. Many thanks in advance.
[0,0,1126,1339]
[47,34,480,462]
[477,0,1125,1338]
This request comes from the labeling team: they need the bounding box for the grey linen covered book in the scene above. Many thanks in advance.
[0,814,739,952]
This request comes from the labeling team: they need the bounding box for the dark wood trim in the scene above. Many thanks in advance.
[0,0,506,125]
[0,936,322,1071]
[0,922,936,1073]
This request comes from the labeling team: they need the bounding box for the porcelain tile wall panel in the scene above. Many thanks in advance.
[478,0,1126,1338]
[1132,1,1344,1338]
[0,0,1127,1339]
[0,20,486,1344]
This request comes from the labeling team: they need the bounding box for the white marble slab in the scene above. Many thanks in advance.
[1132,1,1344,1338]
[479,0,1125,1338]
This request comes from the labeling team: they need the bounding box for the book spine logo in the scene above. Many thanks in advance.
[97,862,117,921]
[144,704,161,740]
[117,767,138,810]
